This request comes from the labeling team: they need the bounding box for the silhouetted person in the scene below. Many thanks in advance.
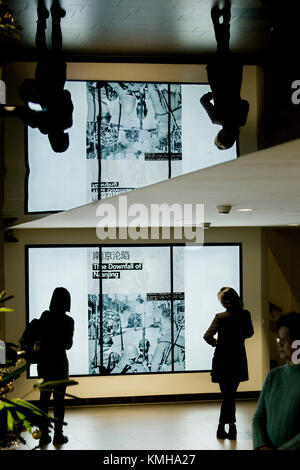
[37,287,74,445]
[203,287,253,440]
[200,1,249,150]
[19,0,73,153]
[253,312,300,450]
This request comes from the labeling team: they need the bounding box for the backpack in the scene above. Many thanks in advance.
[20,318,43,364]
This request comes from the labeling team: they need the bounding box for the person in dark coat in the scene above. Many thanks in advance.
[200,1,249,150]
[203,287,253,440]
[19,0,73,153]
[37,287,74,445]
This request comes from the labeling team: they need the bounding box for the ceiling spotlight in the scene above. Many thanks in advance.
[236,208,253,212]
[3,105,16,112]
[216,205,232,214]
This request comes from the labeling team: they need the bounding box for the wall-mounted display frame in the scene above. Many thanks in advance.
[25,243,242,378]
[25,81,238,213]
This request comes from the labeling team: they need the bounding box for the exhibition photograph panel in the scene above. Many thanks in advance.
[26,81,237,213]
[26,244,241,377]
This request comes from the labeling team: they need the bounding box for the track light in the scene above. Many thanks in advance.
[216,205,232,214]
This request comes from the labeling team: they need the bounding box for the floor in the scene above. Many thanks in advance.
[18,399,257,451]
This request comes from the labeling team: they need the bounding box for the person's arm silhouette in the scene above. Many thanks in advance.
[238,100,250,127]
[200,92,222,125]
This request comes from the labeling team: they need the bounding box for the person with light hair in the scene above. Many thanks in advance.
[204,287,253,440]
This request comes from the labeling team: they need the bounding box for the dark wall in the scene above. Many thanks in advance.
[261,0,300,148]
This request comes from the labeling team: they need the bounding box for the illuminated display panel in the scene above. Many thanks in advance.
[26,81,237,213]
[26,244,241,377]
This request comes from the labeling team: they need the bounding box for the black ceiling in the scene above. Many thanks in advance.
[2,0,275,63]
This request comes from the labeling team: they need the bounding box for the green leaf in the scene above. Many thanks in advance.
[0,401,14,409]
[15,410,26,421]
[33,379,44,388]
[37,388,79,400]
[22,419,32,432]
[1,397,56,427]
[0,363,28,386]
[7,410,14,431]
[0,295,14,303]
[64,392,80,399]
[12,398,44,412]
[37,379,78,389]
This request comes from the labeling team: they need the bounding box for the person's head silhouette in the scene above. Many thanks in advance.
[218,287,242,310]
[48,131,69,153]
[215,127,238,150]
[49,287,71,313]
[48,131,70,153]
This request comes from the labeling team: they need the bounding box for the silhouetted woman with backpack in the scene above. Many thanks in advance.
[38,287,74,445]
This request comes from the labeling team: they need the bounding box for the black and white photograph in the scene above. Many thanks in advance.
[88,292,186,375]
[3,0,300,455]
[26,244,240,377]
[26,81,237,212]
[86,81,182,161]
[86,82,99,160]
